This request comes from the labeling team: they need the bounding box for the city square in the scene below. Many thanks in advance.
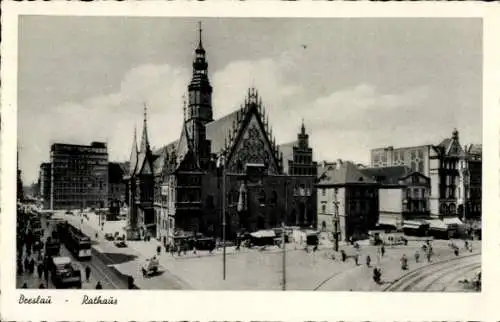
[16,17,482,292]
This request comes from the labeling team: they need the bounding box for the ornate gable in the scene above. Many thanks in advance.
[446,140,463,157]
[220,88,281,175]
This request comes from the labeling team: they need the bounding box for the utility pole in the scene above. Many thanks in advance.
[282,180,288,291]
[221,156,227,281]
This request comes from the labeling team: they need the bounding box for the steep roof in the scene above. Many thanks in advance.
[206,110,239,154]
[467,144,482,155]
[317,161,376,186]
[360,166,411,185]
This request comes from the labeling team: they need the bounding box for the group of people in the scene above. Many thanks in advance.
[17,214,50,289]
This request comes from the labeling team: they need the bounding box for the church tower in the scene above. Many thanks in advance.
[186,22,213,170]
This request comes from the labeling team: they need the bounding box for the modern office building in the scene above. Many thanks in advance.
[49,142,109,210]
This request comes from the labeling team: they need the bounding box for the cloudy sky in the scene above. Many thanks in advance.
[18,17,482,184]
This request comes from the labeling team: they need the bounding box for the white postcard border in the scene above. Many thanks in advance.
[1,2,499,321]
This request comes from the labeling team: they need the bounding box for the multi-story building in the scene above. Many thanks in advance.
[39,162,52,209]
[316,160,379,241]
[125,24,317,242]
[50,142,109,210]
[370,129,480,223]
[461,144,482,221]
[360,166,431,234]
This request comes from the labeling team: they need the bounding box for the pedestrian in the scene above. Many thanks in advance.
[193,246,197,255]
[464,240,469,250]
[37,262,44,279]
[95,281,102,289]
[39,283,45,289]
[380,245,385,257]
[29,258,35,274]
[85,266,91,283]
[341,250,347,262]
[157,245,161,256]
[366,255,371,267]
[23,256,30,272]
[454,247,459,257]
[401,254,408,270]
[414,251,420,263]
[354,253,359,266]
[22,283,28,289]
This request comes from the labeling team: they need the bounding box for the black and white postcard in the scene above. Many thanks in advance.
[1,2,499,321]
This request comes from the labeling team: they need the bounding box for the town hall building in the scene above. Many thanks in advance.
[124,24,317,242]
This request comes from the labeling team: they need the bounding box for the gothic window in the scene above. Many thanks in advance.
[322,188,326,197]
[449,203,456,214]
[258,190,266,206]
[321,204,326,214]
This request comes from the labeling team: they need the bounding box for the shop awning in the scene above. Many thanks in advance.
[443,217,464,226]
[426,219,448,231]
[403,220,428,229]
[250,230,276,238]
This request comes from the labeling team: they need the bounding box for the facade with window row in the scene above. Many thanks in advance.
[370,129,482,222]
[48,142,109,210]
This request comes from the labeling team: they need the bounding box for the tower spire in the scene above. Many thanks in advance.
[140,103,150,152]
[129,126,138,176]
[198,21,203,49]
[301,118,306,134]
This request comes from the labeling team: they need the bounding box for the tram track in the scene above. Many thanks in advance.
[384,253,480,292]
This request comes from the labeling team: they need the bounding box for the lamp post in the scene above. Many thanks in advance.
[333,190,340,252]
[282,180,288,291]
[218,155,227,281]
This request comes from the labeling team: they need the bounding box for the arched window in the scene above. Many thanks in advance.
[321,221,327,231]
[449,203,456,214]
[258,190,266,206]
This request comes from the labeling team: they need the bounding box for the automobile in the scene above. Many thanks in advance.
[114,240,127,248]
[65,210,73,215]
[141,256,159,277]
[104,233,115,241]
[50,256,82,289]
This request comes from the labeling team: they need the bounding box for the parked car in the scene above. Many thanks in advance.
[114,240,127,248]
[104,233,115,241]
[141,256,159,277]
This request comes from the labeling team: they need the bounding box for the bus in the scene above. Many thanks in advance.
[57,222,92,260]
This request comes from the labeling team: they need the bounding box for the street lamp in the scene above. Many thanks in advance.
[332,190,340,252]
[217,155,227,281]
[282,180,288,291]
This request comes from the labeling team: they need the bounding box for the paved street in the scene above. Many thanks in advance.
[56,211,481,291]
[384,254,480,292]
[16,214,127,289]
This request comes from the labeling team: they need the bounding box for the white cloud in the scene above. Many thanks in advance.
[20,58,433,184]
[19,64,190,183]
